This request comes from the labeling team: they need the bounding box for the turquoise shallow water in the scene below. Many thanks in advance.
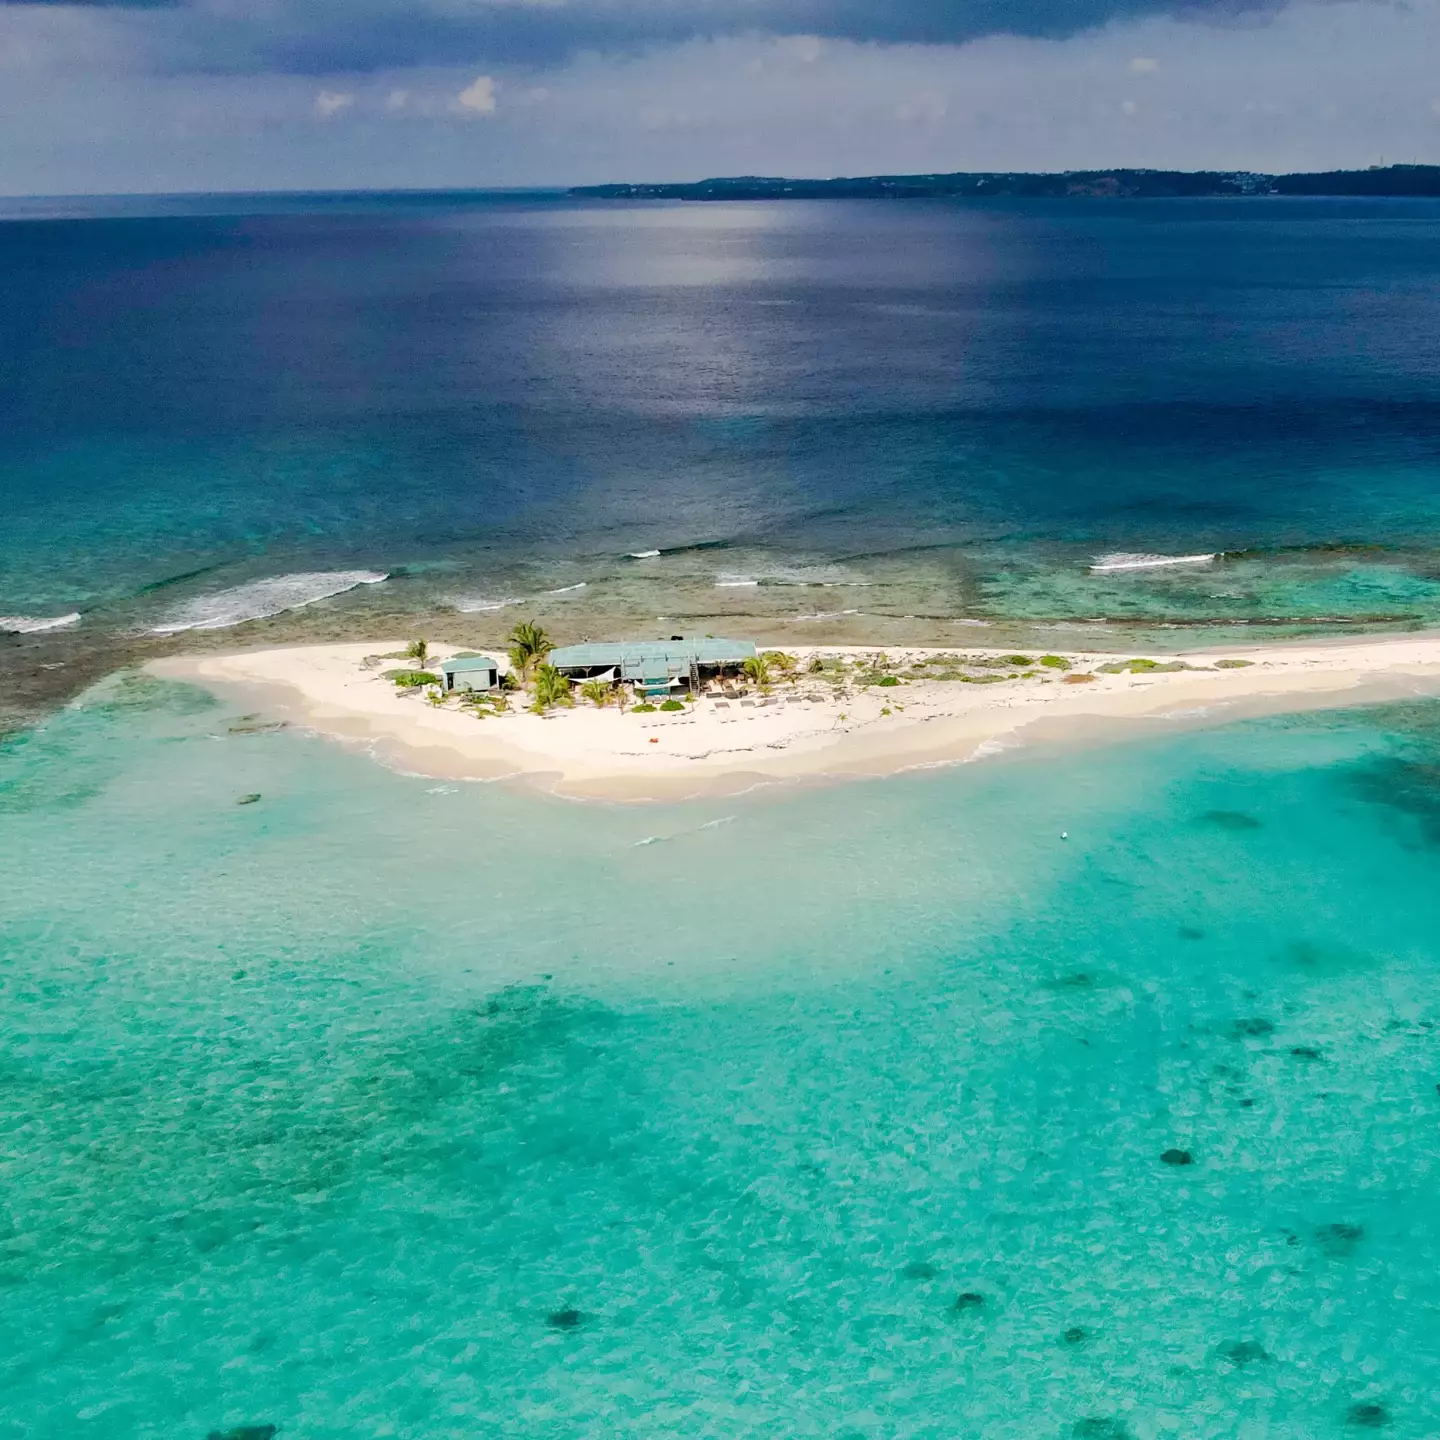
[3,680,1440,1437]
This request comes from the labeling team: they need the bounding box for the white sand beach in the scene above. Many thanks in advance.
[150,634,1440,801]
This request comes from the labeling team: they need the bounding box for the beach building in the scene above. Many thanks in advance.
[440,654,501,693]
[548,638,756,698]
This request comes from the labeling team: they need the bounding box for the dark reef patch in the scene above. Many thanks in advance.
[1346,1401,1391,1428]
[1202,809,1263,830]
[1218,1339,1270,1367]
[1315,1222,1365,1255]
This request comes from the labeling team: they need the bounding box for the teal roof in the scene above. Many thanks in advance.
[441,654,499,673]
[549,639,755,678]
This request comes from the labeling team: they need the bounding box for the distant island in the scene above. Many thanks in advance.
[571,164,1440,201]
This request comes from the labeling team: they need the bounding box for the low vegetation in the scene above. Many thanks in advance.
[386,669,439,688]
[660,698,685,712]
[1097,657,1193,674]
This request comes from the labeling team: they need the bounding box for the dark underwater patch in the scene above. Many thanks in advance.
[1231,1017,1275,1039]
[1218,1339,1270,1367]
[1073,1420,1130,1439]
[1346,1401,1391,1429]
[1201,809,1263,831]
[1315,1222,1364,1255]
[1343,702,1440,844]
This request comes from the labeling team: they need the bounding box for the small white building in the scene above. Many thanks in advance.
[440,655,500,693]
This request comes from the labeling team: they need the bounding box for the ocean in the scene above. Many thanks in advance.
[2,674,1439,1436]
[4,193,1440,728]
[4,192,1440,1437]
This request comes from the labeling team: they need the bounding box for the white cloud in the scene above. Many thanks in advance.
[385,88,409,111]
[896,91,947,123]
[313,89,354,118]
[6,0,1440,195]
[1121,98,1138,114]
[1129,56,1160,72]
[455,74,497,115]
[778,35,825,63]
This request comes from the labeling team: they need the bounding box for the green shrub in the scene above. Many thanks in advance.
[387,670,439,688]
[660,698,684,712]
[631,703,657,713]
[1039,654,1071,669]
[876,675,900,687]
[1214,658,1254,668]
[1098,657,1191,675]
[1004,654,1034,666]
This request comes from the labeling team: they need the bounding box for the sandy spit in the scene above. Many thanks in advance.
[148,635,1440,803]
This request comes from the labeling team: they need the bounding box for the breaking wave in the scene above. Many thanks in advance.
[1089,552,1219,573]
[0,612,81,634]
[151,571,387,633]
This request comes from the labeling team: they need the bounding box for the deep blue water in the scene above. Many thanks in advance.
[3,194,1440,679]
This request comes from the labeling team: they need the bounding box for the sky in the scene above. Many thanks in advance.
[0,0,1438,194]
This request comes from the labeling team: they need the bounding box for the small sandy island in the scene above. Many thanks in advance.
[150,635,1440,801]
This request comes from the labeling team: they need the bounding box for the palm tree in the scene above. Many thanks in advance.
[424,685,446,708]
[742,654,771,687]
[507,620,553,679]
[531,663,572,713]
[580,680,611,709]
[406,638,430,666]
[762,650,797,675]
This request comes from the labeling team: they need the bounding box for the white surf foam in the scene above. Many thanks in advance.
[548,583,587,595]
[452,595,526,613]
[715,575,760,588]
[1089,552,1218,573]
[0,612,81,634]
[967,737,1023,762]
[151,571,387,633]
[788,609,861,622]
[627,550,662,559]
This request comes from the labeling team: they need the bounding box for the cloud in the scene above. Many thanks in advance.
[1,0,1437,196]
[455,72,496,114]
[1129,54,1160,70]
[313,87,352,117]
[0,0,1295,78]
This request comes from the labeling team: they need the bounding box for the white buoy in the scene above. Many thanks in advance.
[1061,831,1069,840]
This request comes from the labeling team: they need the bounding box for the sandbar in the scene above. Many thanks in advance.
[149,635,1440,802]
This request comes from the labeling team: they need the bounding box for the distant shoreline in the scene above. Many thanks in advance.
[570,164,1440,202]
[152,632,1440,804]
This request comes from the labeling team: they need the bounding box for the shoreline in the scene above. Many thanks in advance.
[147,633,1440,802]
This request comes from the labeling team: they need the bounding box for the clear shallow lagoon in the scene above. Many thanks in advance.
[3,678,1439,1437]
[5,193,1440,725]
